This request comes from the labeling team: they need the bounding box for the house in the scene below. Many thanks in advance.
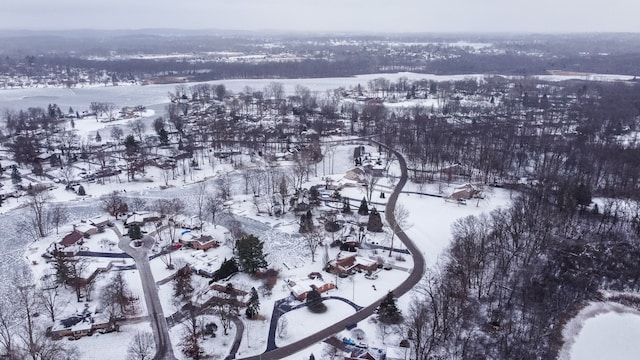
[73,223,98,237]
[171,214,201,230]
[57,231,84,254]
[345,348,386,360]
[50,306,111,339]
[200,284,250,308]
[288,278,336,300]
[88,216,112,229]
[179,232,220,251]
[326,254,378,275]
[448,183,479,201]
[125,212,161,227]
[345,168,366,182]
[385,346,409,360]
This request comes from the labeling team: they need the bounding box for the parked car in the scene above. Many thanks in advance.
[364,273,378,280]
[342,337,356,345]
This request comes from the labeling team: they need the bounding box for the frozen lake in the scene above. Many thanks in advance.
[0,71,631,114]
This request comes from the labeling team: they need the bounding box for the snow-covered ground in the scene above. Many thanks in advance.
[3,74,633,359]
[559,302,640,360]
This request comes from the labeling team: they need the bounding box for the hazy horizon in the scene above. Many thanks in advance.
[2,0,639,34]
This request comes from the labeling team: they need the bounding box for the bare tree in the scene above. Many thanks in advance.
[100,272,136,330]
[303,227,324,263]
[48,204,69,235]
[389,203,411,257]
[25,186,52,238]
[102,191,128,219]
[59,163,74,186]
[195,182,207,229]
[362,171,379,204]
[205,194,223,228]
[129,197,147,213]
[13,267,41,360]
[218,173,232,201]
[39,275,60,322]
[126,331,155,360]
[110,126,124,143]
[0,299,19,359]
[129,119,147,142]
[104,102,117,121]
[180,309,203,359]
[67,258,90,302]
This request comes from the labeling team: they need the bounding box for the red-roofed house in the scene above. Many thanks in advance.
[56,231,85,256]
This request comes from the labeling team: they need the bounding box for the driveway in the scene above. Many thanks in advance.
[119,233,177,360]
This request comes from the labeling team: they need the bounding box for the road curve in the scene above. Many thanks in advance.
[119,234,177,360]
[237,142,426,360]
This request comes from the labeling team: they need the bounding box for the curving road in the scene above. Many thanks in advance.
[237,142,426,359]
[118,232,177,360]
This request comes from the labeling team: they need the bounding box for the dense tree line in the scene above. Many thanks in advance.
[404,189,640,359]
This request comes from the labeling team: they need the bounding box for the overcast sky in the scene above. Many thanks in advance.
[1,0,639,33]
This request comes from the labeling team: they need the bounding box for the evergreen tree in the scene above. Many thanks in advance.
[124,135,139,156]
[95,131,102,142]
[367,207,383,232]
[306,287,326,313]
[358,197,369,215]
[299,210,314,233]
[77,185,86,196]
[158,128,169,146]
[378,291,403,324]
[342,199,352,214]
[32,161,43,176]
[212,258,239,281]
[52,250,71,285]
[245,287,260,319]
[309,187,320,204]
[129,224,143,240]
[11,166,21,184]
[236,235,268,274]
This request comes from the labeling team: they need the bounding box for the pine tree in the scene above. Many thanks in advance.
[306,287,326,313]
[129,224,142,240]
[236,235,268,274]
[52,250,71,285]
[358,197,369,215]
[367,207,383,232]
[378,291,403,324]
[159,128,169,146]
[342,199,352,214]
[245,287,260,319]
[95,131,102,142]
[11,166,21,184]
[77,185,86,196]
[299,210,314,233]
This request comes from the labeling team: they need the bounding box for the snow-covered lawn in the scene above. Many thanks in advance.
[77,321,154,360]
[275,299,357,347]
[400,181,513,268]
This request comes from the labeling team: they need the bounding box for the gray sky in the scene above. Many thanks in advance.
[1,0,639,33]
